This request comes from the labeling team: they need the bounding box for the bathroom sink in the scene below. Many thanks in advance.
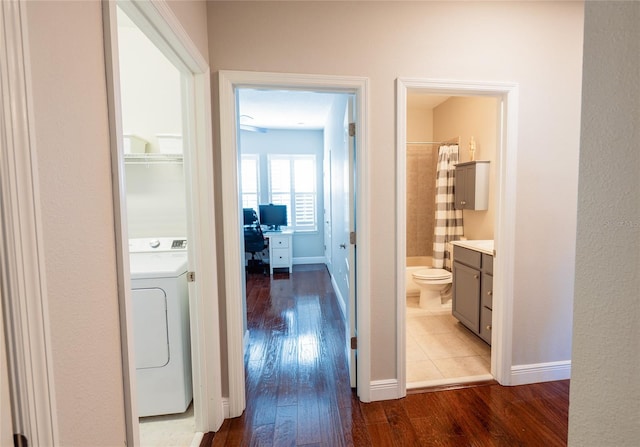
[451,239,494,255]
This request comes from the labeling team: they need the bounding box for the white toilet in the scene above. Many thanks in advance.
[411,268,453,311]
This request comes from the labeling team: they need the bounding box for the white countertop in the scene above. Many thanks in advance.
[452,239,494,256]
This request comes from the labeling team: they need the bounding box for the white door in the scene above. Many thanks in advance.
[0,298,14,446]
[323,145,333,271]
[345,97,357,388]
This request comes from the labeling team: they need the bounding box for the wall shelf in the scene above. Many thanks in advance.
[124,153,183,164]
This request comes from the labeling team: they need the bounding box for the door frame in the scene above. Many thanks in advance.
[219,71,372,415]
[0,1,58,444]
[103,1,224,444]
[395,78,519,394]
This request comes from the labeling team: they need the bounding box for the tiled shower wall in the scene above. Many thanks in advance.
[406,145,438,257]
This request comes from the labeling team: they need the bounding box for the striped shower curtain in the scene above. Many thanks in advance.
[433,145,463,269]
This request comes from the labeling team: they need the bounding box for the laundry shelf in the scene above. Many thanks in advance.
[124,153,183,164]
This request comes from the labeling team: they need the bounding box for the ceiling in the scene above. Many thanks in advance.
[237,89,340,131]
[237,88,451,131]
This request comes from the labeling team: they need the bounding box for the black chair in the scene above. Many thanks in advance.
[243,208,267,274]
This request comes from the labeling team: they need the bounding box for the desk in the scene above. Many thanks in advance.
[264,230,293,275]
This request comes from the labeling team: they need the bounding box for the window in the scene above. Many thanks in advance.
[240,154,260,212]
[268,154,317,231]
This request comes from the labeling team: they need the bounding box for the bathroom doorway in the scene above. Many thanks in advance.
[396,79,519,394]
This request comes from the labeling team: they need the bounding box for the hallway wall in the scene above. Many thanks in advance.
[569,1,640,445]
[23,0,209,444]
[207,1,584,383]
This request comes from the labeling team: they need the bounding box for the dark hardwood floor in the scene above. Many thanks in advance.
[200,264,569,446]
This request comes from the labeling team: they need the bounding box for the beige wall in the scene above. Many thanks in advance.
[167,0,210,64]
[434,96,498,240]
[25,0,209,444]
[207,1,584,380]
[569,2,640,445]
[26,1,125,445]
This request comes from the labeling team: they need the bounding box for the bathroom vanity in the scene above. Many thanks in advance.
[451,240,494,345]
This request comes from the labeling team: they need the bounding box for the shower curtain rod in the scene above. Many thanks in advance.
[406,137,461,146]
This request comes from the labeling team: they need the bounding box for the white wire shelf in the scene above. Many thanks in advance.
[123,153,183,164]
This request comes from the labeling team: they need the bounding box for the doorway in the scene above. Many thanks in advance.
[237,87,356,386]
[396,78,519,395]
[219,71,373,414]
[404,94,498,388]
[103,1,223,445]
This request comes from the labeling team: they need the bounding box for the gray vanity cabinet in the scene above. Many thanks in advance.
[452,246,493,345]
[454,161,490,210]
[452,261,480,332]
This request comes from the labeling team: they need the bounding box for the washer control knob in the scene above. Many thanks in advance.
[150,240,161,249]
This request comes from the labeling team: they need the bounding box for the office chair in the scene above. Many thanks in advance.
[243,208,267,275]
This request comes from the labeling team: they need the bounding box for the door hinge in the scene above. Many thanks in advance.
[349,231,356,245]
[350,336,357,350]
[348,122,356,137]
[187,271,196,282]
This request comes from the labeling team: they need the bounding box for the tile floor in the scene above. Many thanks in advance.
[139,403,199,447]
[406,295,491,388]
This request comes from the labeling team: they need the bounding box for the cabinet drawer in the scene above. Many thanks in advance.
[270,236,289,248]
[453,246,481,269]
[480,306,492,345]
[271,248,290,266]
[481,273,493,310]
[482,253,493,274]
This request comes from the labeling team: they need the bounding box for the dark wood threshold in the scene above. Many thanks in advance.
[407,378,498,394]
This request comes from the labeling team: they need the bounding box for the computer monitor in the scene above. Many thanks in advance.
[259,204,287,231]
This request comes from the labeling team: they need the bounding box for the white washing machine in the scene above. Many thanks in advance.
[129,237,192,417]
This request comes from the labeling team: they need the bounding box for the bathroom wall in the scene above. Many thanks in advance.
[433,97,498,240]
[406,102,436,257]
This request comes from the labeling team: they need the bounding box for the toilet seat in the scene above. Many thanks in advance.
[412,268,452,281]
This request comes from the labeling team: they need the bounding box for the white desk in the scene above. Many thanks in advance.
[263,230,293,275]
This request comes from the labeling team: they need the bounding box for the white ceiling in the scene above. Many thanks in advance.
[238,89,340,130]
[237,88,450,131]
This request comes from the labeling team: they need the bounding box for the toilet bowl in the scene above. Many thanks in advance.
[411,268,453,311]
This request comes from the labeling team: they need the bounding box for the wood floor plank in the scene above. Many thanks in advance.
[201,265,570,446]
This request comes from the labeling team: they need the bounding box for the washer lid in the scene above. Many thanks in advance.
[413,268,452,280]
[130,252,188,279]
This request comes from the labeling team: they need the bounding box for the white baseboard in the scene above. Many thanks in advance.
[190,432,204,447]
[330,273,347,321]
[369,379,402,401]
[222,397,230,419]
[509,360,571,385]
[292,256,326,265]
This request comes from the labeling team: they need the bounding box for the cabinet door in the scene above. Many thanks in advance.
[463,165,477,209]
[454,165,467,210]
[452,261,480,332]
